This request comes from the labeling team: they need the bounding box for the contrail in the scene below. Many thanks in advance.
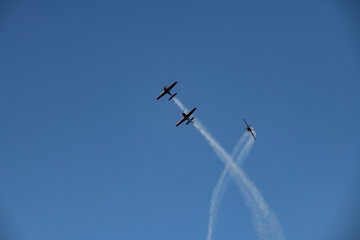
[207,133,250,240]
[173,97,189,113]
[207,133,254,240]
[194,120,285,240]
[172,98,286,240]
[232,133,250,161]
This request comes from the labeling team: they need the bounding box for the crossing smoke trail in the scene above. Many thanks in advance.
[173,98,285,240]
[194,120,285,240]
[207,133,253,240]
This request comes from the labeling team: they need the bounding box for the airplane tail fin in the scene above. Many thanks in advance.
[168,93,177,100]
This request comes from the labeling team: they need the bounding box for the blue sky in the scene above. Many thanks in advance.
[0,0,359,239]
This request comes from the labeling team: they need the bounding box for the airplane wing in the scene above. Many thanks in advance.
[187,107,196,116]
[243,118,250,128]
[167,81,177,91]
[176,117,186,127]
[250,130,256,140]
[156,91,166,100]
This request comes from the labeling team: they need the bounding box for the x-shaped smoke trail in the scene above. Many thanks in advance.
[173,98,286,240]
[207,133,252,240]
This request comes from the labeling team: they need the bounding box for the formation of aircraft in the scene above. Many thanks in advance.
[176,108,196,127]
[156,82,257,138]
[243,118,256,140]
[156,81,178,101]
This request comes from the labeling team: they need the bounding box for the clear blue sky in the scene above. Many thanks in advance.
[0,1,359,239]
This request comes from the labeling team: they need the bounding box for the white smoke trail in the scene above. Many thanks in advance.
[207,134,254,240]
[194,120,285,240]
[172,98,285,240]
[173,97,189,113]
[232,133,249,160]
[207,133,250,240]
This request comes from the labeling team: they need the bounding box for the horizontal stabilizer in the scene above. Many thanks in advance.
[168,93,177,100]
[186,117,195,125]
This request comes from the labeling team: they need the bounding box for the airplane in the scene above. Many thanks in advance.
[156,81,178,100]
[176,107,197,126]
[243,118,256,140]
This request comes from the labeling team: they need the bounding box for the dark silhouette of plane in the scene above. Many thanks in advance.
[156,81,178,100]
[176,108,196,126]
[243,118,256,140]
